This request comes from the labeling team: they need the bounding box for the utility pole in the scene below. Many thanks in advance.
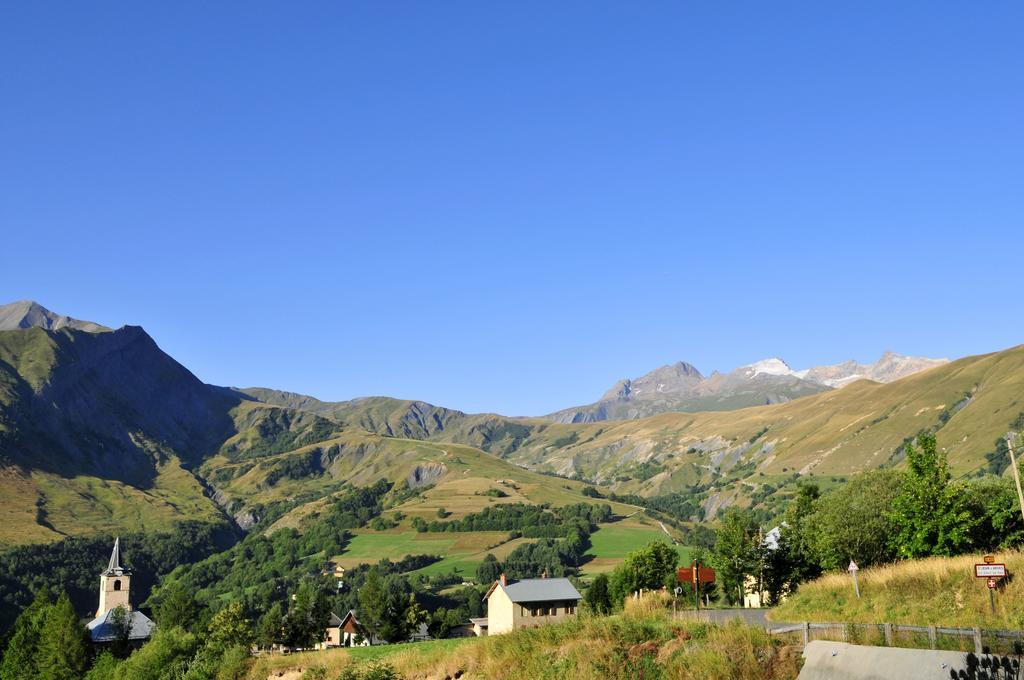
[1006,433,1024,527]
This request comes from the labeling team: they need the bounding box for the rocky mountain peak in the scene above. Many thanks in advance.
[0,300,110,333]
[741,357,796,377]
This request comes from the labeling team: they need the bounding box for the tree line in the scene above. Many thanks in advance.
[411,502,612,537]
[711,433,1024,605]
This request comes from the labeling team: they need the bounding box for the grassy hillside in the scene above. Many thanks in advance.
[4,318,1024,546]
[0,323,637,546]
[771,551,1024,629]
[266,345,1024,517]
[249,607,800,680]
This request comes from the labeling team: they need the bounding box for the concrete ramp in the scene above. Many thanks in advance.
[799,641,1014,680]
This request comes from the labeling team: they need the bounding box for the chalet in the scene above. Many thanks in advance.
[318,610,430,648]
[86,538,156,645]
[320,562,346,588]
[480,574,581,636]
[319,610,375,648]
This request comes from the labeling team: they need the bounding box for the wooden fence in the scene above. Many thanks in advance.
[768,622,1024,656]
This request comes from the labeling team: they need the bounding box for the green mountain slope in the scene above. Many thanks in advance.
[3,301,1024,544]
[245,345,1024,516]
[0,325,617,546]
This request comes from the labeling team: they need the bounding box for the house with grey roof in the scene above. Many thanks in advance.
[86,538,156,645]
[479,574,581,635]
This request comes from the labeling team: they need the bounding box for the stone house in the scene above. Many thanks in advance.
[479,574,581,636]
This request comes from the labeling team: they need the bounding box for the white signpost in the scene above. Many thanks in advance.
[848,560,860,598]
[974,564,1007,578]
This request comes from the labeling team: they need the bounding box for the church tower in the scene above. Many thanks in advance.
[96,537,132,617]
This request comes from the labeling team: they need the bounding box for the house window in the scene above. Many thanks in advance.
[113,580,121,591]
[566,605,575,615]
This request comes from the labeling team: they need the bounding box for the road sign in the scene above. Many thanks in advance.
[848,560,859,572]
[677,567,716,585]
[975,564,1007,578]
[848,560,860,598]
[988,577,998,589]
[984,554,996,564]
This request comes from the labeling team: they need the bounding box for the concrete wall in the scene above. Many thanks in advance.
[512,600,577,631]
[799,641,1007,680]
[487,586,516,635]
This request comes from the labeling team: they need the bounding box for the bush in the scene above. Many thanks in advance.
[301,665,328,680]
[336,663,401,680]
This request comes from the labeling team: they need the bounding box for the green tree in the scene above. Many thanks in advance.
[37,592,90,680]
[256,603,284,649]
[763,482,822,603]
[283,581,331,649]
[83,652,120,680]
[115,626,199,679]
[806,469,903,570]
[964,477,1024,550]
[357,569,387,643]
[608,542,678,606]
[583,573,612,615]
[889,433,975,558]
[712,509,759,605]
[356,570,425,644]
[205,602,253,655]
[156,580,201,631]
[213,645,251,680]
[0,588,52,680]
[475,554,502,585]
[108,605,133,659]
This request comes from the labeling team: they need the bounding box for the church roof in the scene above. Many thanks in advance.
[87,608,155,642]
[102,537,129,576]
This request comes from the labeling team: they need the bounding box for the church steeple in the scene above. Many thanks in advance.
[96,537,132,617]
[104,537,125,576]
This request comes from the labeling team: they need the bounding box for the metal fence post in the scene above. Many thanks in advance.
[928,626,937,650]
[803,622,810,645]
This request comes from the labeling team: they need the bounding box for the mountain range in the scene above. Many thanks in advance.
[546,353,948,423]
[0,300,1020,548]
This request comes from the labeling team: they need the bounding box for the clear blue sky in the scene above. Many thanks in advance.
[2,2,1022,415]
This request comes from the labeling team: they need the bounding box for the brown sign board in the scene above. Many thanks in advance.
[676,567,716,585]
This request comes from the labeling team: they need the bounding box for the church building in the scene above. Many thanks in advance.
[86,537,156,644]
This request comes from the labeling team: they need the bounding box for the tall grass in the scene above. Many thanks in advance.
[772,550,1024,629]
[248,609,800,680]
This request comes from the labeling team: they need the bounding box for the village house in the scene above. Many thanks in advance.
[320,562,346,590]
[318,610,429,648]
[477,574,581,636]
[86,538,156,645]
